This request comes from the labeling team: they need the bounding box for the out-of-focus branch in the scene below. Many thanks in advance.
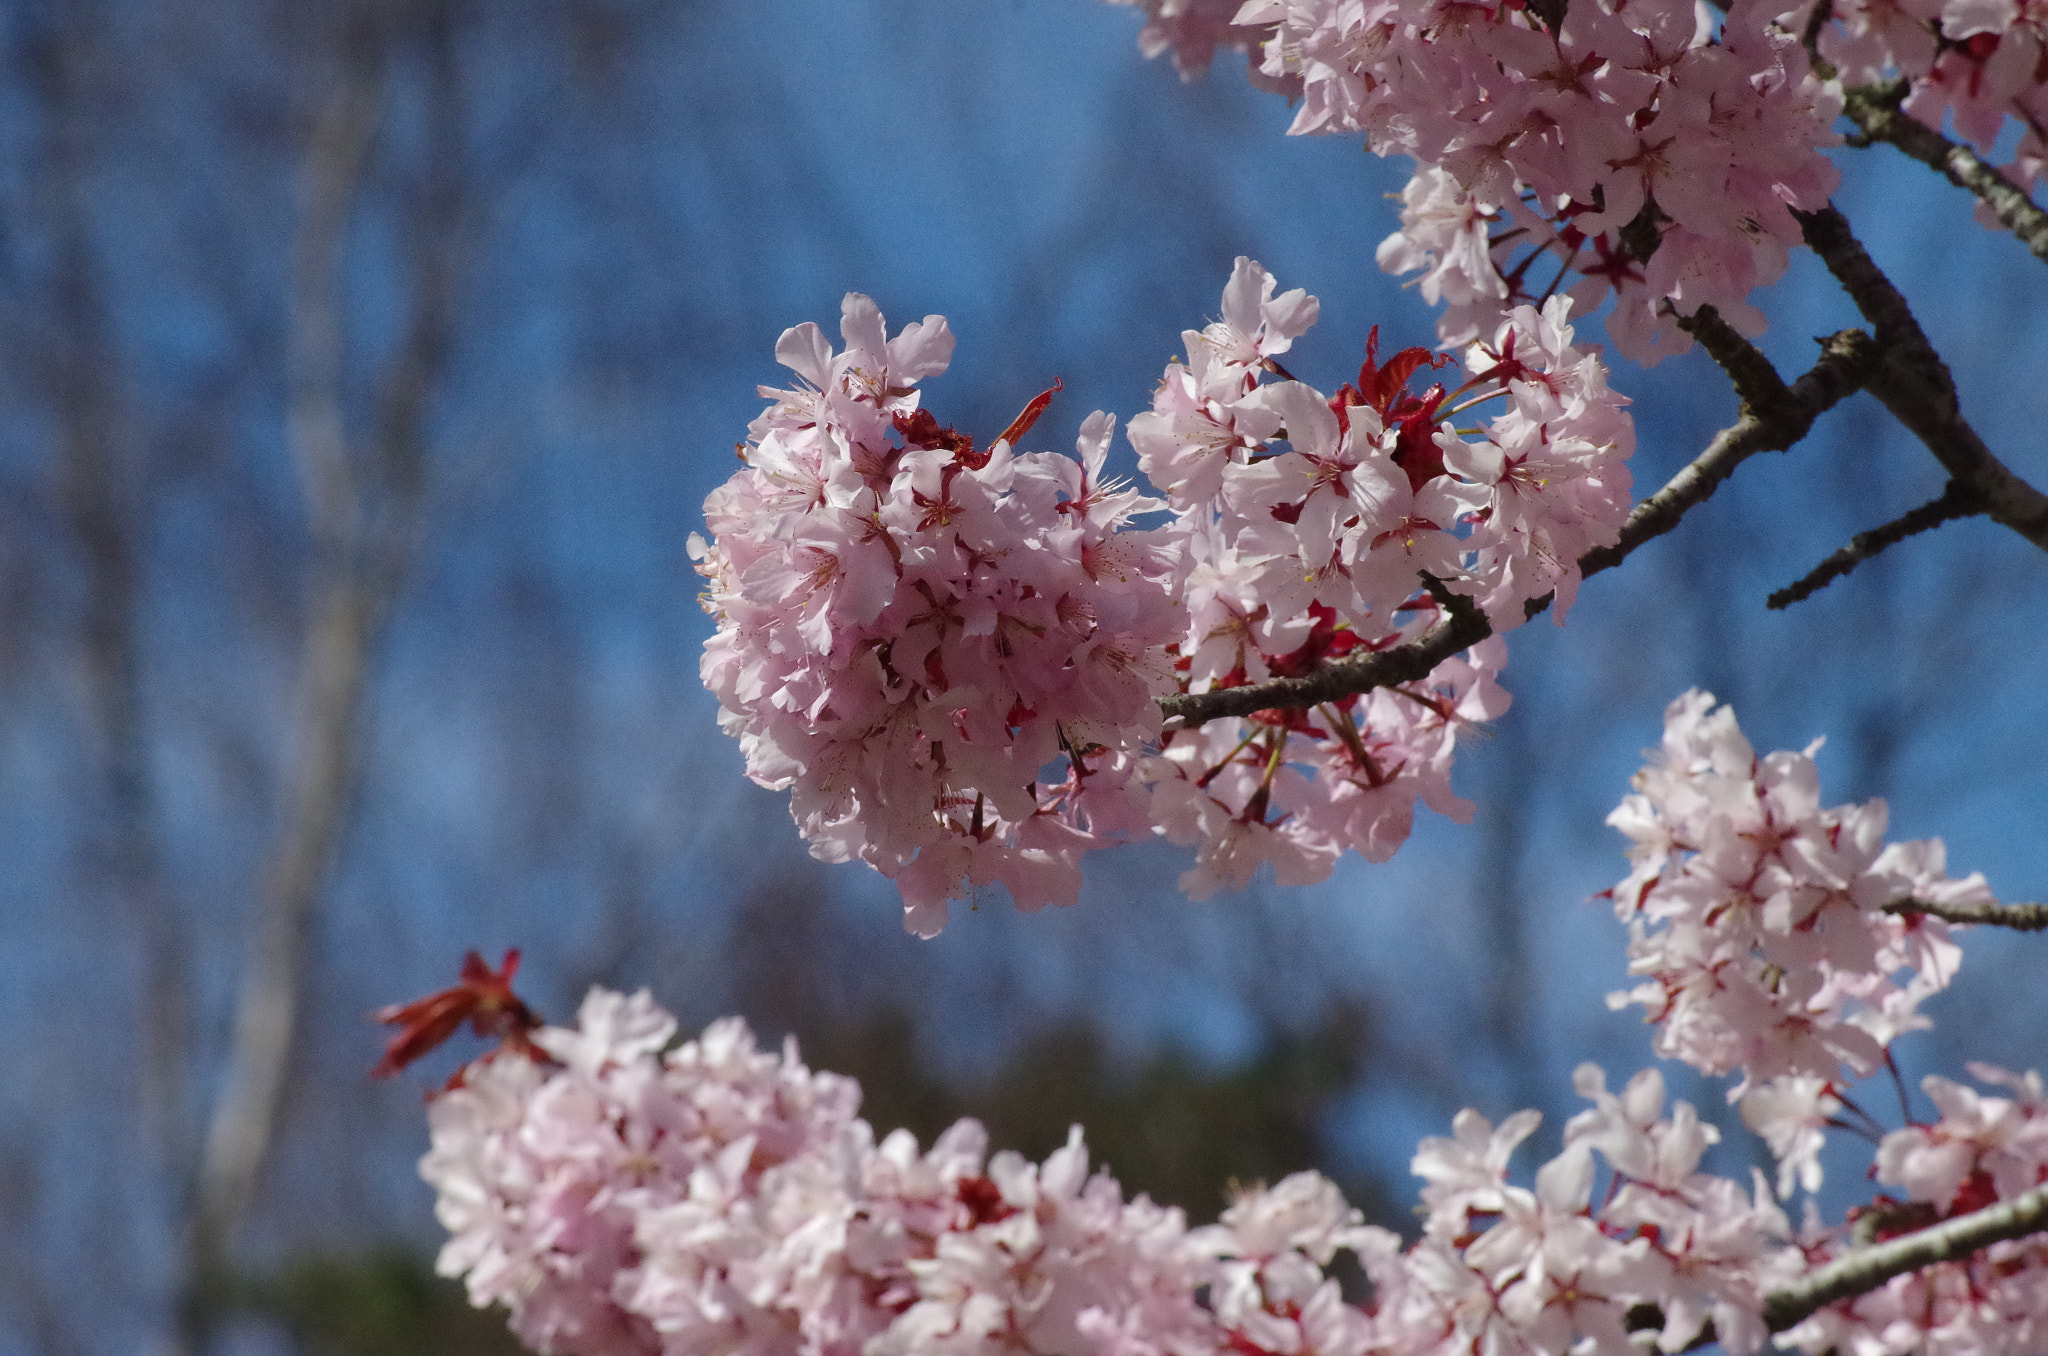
[1762,1182,2048,1331]
[1842,80,2048,266]
[1768,479,1981,608]
[188,7,471,1323]
[1160,332,1877,729]
[31,0,189,1174]
[1797,205,2048,554]
[1885,897,2048,931]
[182,16,392,1353]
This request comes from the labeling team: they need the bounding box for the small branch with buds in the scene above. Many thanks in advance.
[1768,479,1982,608]
[1884,897,2048,931]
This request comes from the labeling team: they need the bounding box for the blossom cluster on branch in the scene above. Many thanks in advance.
[410,696,2048,1356]
[692,263,1632,927]
[1605,691,1992,1180]
[1111,0,2048,361]
[692,294,1182,936]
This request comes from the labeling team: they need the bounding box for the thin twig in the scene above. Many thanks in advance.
[1762,1183,2048,1332]
[1674,304,1805,426]
[1796,205,2048,553]
[1884,897,2048,931]
[1158,588,1492,727]
[1577,327,1876,581]
[1159,334,1877,728]
[1842,79,2048,266]
[1767,479,1982,608]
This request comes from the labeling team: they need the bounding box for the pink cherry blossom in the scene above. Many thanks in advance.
[697,298,1184,934]
[1604,691,1990,1107]
[1123,0,1845,364]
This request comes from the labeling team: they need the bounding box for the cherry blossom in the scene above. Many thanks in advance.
[695,295,1183,935]
[1131,0,1842,363]
[1604,690,1988,1107]
[701,262,1632,917]
[1777,1063,2048,1355]
[408,732,2036,1356]
[1133,263,1627,893]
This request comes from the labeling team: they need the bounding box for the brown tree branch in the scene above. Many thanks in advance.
[1797,205,2048,554]
[1768,479,1982,608]
[1884,897,2048,931]
[1577,322,1878,582]
[1160,331,1878,728]
[1762,1182,2048,1332]
[1159,587,1492,727]
[1621,1183,2048,1349]
[1842,79,2048,266]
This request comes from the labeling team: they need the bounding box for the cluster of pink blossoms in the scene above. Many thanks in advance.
[1134,260,1628,895]
[419,701,2048,1356]
[697,263,1632,918]
[693,295,1182,937]
[1604,690,1991,1192]
[1788,1065,2048,1354]
[1593,692,2048,1355]
[421,986,1804,1356]
[1115,0,2048,357]
[423,986,1364,1356]
[1111,0,1843,362]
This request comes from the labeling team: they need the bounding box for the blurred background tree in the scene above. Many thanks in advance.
[1,0,2044,1352]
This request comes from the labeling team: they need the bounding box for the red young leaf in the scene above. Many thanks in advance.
[992,377,1063,449]
[371,948,544,1079]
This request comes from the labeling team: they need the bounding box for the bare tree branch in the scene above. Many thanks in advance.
[1885,897,2048,931]
[1670,303,1807,426]
[1762,1182,2048,1332]
[187,10,474,1324]
[1797,205,2048,554]
[1768,479,1982,608]
[1160,332,1878,729]
[1842,79,2048,266]
[1578,325,1878,581]
[181,15,392,1353]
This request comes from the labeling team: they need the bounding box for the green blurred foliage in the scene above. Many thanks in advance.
[802,1002,1389,1226]
[233,1249,526,1356]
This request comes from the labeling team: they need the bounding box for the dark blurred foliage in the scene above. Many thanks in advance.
[230,1251,528,1356]
[785,1003,1380,1226]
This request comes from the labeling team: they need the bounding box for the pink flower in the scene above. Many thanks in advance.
[699,297,1183,933]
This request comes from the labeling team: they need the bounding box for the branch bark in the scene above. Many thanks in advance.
[1842,80,2048,266]
[1763,1182,2048,1332]
[1884,897,2048,931]
[1796,205,2048,554]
